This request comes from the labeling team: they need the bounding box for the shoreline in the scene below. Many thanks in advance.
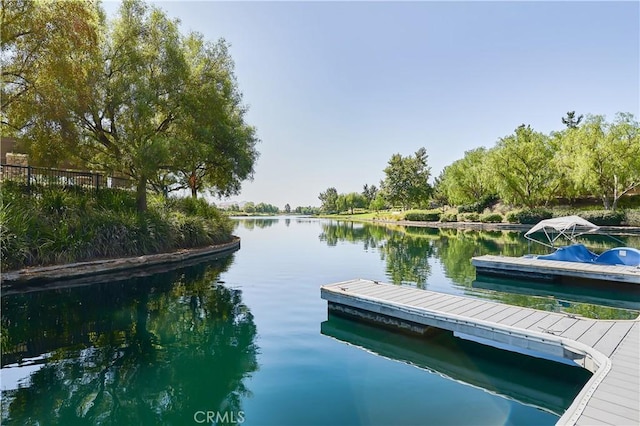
[326,216,640,236]
[1,237,240,292]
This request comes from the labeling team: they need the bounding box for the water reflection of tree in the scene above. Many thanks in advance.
[319,221,385,251]
[1,257,258,425]
[241,218,279,230]
[380,233,434,288]
[319,222,434,287]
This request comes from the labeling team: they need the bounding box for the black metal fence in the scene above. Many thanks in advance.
[0,164,134,192]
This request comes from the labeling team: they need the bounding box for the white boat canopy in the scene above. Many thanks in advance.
[524,215,600,248]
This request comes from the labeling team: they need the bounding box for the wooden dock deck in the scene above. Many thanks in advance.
[472,255,640,284]
[321,279,639,426]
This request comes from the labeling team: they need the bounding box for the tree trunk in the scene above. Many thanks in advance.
[136,175,147,212]
[189,172,198,198]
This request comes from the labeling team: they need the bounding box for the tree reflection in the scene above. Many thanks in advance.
[1,257,258,425]
[241,218,278,230]
[319,222,434,287]
[318,221,382,250]
[380,232,434,288]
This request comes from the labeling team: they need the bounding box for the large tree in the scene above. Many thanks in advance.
[2,0,259,212]
[318,187,338,213]
[438,147,495,206]
[381,147,432,209]
[559,113,640,210]
[488,125,558,207]
[1,0,103,160]
[163,35,259,199]
[362,184,378,205]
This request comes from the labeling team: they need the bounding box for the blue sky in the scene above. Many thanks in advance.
[104,1,639,209]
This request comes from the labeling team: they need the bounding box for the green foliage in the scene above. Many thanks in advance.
[480,213,503,223]
[319,187,339,213]
[488,125,558,207]
[294,206,320,215]
[458,212,480,222]
[578,210,625,226]
[362,184,378,205]
[616,195,640,209]
[369,193,388,211]
[0,185,233,272]
[505,208,553,224]
[2,0,259,211]
[404,210,441,222]
[253,202,279,214]
[624,210,640,227]
[561,111,584,129]
[557,114,640,210]
[381,147,432,209]
[438,148,495,206]
[336,192,368,214]
[458,194,499,214]
[440,212,458,222]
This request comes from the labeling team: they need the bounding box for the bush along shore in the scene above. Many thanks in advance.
[324,206,640,228]
[0,182,234,273]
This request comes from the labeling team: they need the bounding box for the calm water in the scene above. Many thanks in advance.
[2,218,638,425]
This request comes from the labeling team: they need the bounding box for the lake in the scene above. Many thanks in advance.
[2,217,638,425]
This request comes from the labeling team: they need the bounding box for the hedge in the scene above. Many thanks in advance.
[505,208,553,224]
[404,210,441,222]
[578,210,625,226]
[440,212,458,222]
[458,212,480,222]
[480,213,503,223]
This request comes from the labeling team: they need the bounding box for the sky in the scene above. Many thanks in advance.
[104,1,640,209]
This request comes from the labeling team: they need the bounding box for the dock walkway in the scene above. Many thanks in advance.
[321,279,639,426]
[472,255,640,284]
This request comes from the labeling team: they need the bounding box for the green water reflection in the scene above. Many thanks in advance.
[321,314,591,416]
[1,257,258,425]
[1,218,637,426]
[319,221,640,319]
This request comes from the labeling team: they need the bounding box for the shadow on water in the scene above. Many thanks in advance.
[1,256,258,425]
[321,314,592,416]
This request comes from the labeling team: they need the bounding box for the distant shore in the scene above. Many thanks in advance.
[322,216,640,236]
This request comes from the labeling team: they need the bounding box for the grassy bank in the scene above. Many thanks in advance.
[0,182,233,272]
[320,207,640,227]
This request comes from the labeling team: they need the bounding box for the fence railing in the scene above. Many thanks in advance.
[0,164,134,192]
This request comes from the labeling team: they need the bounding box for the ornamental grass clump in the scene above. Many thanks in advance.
[0,185,234,272]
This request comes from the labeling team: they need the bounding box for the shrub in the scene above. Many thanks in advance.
[505,208,553,224]
[480,213,503,223]
[459,212,480,222]
[404,210,441,222]
[623,210,640,227]
[457,194,499,213]
[579,210,625,226]
[457,204,478,214]
[0,183,234,272]
[440,212,458,222]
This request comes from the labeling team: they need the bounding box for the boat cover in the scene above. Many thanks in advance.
[537,244,598,263]
[594,247,640,266]
[524,216,599,248]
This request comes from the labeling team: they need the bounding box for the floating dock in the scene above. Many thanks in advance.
[320,279,639,426]
[472,255,640,284]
